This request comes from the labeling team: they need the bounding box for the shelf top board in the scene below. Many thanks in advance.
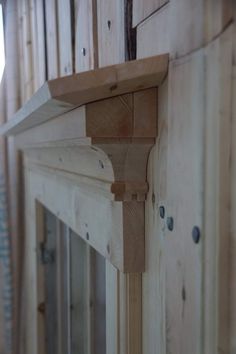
[0,54,169,136]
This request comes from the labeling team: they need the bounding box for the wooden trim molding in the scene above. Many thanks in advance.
[1,54,169,272]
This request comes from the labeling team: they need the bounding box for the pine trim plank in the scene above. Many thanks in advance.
[45,0,59,80]
[35,202,46,354]
[57,0,73,76]
[97,0,125,67]
[133,0,169,27]
[0,54,168,136]
[74,0,98,72]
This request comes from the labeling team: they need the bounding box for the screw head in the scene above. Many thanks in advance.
[159,206,165,219]
[81,47,86,56]
[192,226,201,244]
[107,20,111,30]
[167,217,174,231]
[99,160,104,169]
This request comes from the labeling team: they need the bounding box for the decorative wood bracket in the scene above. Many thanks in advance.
[0,54,169,272]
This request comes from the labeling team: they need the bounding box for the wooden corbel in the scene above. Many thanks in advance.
[0,54,169,272]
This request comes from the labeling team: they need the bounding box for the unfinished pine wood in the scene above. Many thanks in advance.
[36,203,46,354]
[143,81,168,354]
[29,0,38,94]
[136,18,168,354]
[44,210,58,354]
[0,74,12,354]
[14,89,157,152]
[133,0,168,27]
[133,88,157,137]
[21,135,153,202]
[17,0,34,102]
[92,250,106,354]
[230,27,236,353]
[34,0,46,88]
[164,51,205,354]
[126,274,142,354]
[170,0,233,58]
[106,262,118,354]
[23,167,38,354]
[70,231,88,354]
[86,94,133,137]
[0,54,168,136]
[45,0,59,79]
[75,0,98,72]
[57,0,73,76]
[4,3,22,354]
[203,26,232,354]
[57,223,70,354]
[137,3,170,58]
[97,0,125,67]
[24,164,144,272]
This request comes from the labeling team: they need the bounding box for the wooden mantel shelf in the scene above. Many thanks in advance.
[2,54,169,272]
[0,54,168,136]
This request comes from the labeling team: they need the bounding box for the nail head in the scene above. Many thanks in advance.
[159,206,165,219]
[167,217,174,231]
[192,226,201,244]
